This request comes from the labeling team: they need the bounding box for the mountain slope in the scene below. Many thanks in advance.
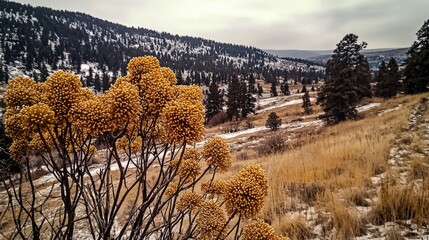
[0,0,323,85]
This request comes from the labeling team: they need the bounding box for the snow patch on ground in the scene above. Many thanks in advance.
[356,103,381,112]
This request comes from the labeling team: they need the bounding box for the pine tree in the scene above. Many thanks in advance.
[226,76,241,120]
[270,81,278,96]
[281,81,290,95]
[94,73,101,92]
[248,74,257,93]
[86,67,94,87]
[257,83,263,97]
[403,19,429,93]
[317,33,368,125]
[302,86,312,115]
[265,112,282,131]
[205,81,224,122]
[102,72,110,91]
[241,80,256,118]
[375,59,400,98]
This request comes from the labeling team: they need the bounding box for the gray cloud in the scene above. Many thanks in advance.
[12,0,429,50]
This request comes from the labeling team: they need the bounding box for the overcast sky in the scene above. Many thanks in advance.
[12,0,429,50]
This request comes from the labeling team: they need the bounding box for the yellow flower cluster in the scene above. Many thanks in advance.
[115,135,142,153]
[4,76,39,108]
[241,219,276,240]
[139,72,173,116]
[203,137,232,172]
[160,67,177,86]
[106,81,141,129]
[28,131,54,153]
[20,103,56,132]
[224,164,268,219]
[173,85,204,103]
[165,181,179,197]
[176,191,202,211]
[43,71,83,121]
[73,96,113,135]
[183,148,200,161]
[4,112,26,139]
[201,179,227,196]
[178,159,201,181]
[162,100,204,144]
[197,200,227,240]
[9,139,28,161]
[127,56,160,78]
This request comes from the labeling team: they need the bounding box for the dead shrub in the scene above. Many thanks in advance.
[206,111,228,127]
[256,133,287,156]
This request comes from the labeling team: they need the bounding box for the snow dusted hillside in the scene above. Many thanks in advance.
[0,0,323,85]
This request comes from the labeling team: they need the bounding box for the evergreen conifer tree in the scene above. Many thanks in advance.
[376,58,400,98]
[317,33,368,124]
[403,19,429,93]
[94,73,101,92]
[226,76,241,120]
[265,112,282,131]
[248,74,257,94]
[102,72,110,92]
[241,80,256,118]
[205,81,224,122]
[302,85,312,115]
[270,81,278,96]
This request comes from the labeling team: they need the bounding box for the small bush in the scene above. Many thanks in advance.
[256,133,287,156]
[207,111,228,127]
[265,112,282,131]
[221,121,240,133]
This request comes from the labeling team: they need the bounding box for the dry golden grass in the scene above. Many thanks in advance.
[254,93,429,235]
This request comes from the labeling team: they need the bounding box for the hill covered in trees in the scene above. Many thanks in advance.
[0,0,323,88]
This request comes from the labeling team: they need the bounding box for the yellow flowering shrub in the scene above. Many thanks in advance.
[9,139,29,161]
[197,200,228,240]
[28,131,54,153]
[160,67,177,86]
[203,137,232,172]
[241,219,276,240]
[106,81,141,129]
[201,179,227,197]
[127,56,160,79]
[224,164,268,219]
[162,100,204,144]
[138,71,173,116]
[20,103,56,132]
[43,71,83,121]
[4,112,26,139]
[183,148,200,161]
[176,192,202,211]
[165,181,179,197]
[72,96,113,135]
[173,85,203,103]
[4,76,39,108]
[178,159,201,181]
